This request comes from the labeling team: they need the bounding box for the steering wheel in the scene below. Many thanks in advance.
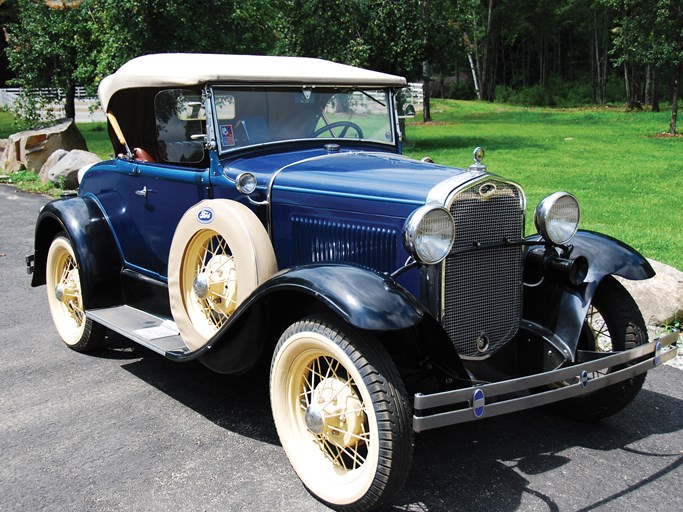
[311,121,364,139]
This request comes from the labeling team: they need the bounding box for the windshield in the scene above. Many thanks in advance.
[212,87,394,152]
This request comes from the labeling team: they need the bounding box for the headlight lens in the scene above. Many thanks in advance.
[534,192,580,244]
[404,204,455,264]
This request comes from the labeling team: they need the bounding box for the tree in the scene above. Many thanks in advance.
[5,0,90,126]
[4,0,280,127]
[607,0,683,132]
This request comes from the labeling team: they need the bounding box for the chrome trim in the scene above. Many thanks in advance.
[413,332,679,432]
[426,170,488,205]
[533,191,580,244]
[403,203,455,264]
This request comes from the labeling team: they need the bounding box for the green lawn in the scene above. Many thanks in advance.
[2,103,681,269]
[404,100,682,270]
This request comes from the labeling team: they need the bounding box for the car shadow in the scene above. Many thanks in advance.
[103,339,683,512]
[390,383,683,511]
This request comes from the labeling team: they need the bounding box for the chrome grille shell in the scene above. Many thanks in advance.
[441,178,526,359]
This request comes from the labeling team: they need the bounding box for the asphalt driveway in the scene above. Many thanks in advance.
[1,184,681,511]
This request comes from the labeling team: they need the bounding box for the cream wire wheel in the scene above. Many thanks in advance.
[270,317,412,511]
[181,229,238,339]
[45,233,104,351]
[168,200,277,351]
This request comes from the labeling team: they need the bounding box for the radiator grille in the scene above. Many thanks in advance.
[443,181,524,358]
[291,216,397,272]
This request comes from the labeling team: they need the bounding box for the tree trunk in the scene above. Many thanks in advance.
[467,52,481,100]
[669,63,680,135]
[422,0,431,122]
[65,84,76,120]
[652,68,660,112]
[422,59,431,122]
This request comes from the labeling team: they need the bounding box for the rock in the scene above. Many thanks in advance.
[617,259,683,327]
[0,118,87,174]
[39,149,68,184]
[44,149,101,189]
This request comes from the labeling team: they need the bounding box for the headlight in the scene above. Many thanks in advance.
[534,192,580,244]
[404,204,455,264]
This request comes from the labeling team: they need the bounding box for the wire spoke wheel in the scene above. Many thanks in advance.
[45,234,104,351]
[270,317,412,511]
[181,229,238,338]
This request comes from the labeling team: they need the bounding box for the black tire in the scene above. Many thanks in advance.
[270,316,413,511]
[45,233,106,352]
[552,275,647,421]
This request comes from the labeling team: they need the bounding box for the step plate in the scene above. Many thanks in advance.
[87,306,189,356]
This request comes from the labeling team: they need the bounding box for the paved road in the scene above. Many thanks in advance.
[1,184,682,512]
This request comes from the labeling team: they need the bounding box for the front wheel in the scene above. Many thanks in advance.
[553,275,648,421]
[270,317,413,511]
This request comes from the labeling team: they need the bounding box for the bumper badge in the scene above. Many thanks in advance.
[472,389,485,418]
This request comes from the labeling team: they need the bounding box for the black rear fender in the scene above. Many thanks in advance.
[31,196,123,308]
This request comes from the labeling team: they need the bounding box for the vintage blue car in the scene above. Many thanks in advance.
[27,54,678,511]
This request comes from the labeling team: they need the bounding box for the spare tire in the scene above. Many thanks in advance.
[168,200,277,351]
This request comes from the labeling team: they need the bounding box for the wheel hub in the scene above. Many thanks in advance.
[307,376,365,449]
[304,406,325,434]
[193,274,209,299]
[55,283,65,302]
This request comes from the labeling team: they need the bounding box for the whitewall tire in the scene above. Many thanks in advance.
[270,317,413,511]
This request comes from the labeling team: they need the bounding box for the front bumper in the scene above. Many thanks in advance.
[413,331,679,432]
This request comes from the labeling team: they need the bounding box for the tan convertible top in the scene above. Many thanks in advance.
[98,53,407,111]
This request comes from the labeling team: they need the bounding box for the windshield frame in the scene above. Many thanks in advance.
[208,84,400,156]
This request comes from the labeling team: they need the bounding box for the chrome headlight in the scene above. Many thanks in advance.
[534,192,580,244]
[404,204,455,264]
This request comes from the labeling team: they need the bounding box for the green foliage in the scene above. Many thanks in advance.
[2,170,60,196]
[274,0,424,77]
[404,99,683,270]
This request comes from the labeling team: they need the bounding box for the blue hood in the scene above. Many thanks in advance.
[225,148,472,211]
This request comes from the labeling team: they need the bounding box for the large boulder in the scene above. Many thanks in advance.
[0,118,87,174]
[41,149,101,189]
[617,259,683,330]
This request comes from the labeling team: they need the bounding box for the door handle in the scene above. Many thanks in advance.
[135,186,148,197]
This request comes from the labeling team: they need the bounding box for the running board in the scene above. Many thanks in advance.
[87,305,190,356]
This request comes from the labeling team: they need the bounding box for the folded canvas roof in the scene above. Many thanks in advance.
[98,53,407,111]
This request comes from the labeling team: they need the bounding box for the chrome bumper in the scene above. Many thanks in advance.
[413,331,679,432]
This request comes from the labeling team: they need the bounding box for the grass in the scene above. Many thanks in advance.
[403,100,682,270]
[2,104,681,269]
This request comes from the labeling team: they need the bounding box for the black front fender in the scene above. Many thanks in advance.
[186,264,429,374]
[256,264,426,331]
[31,195,123,308]
[523,230,654,358]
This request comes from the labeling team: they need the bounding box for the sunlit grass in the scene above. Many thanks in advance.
[404,100,682,270]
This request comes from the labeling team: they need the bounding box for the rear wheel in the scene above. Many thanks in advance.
[270,317,413,511]
[553,275,647,421]
[45,233,105,351]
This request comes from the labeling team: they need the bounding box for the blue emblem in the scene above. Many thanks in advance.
[472,388,485,418]
[654,341,662,366]
[197,207,214,224]
[579,370,589,388]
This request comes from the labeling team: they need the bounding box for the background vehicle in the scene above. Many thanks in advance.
[27,54,678,511]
